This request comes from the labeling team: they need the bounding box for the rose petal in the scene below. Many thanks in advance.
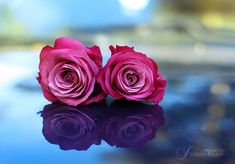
[109,45,134,55]
[54,37,85,50]
[87,46,103,69]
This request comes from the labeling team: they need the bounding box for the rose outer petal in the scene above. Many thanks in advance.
[87,46,103,69]
[54,37,85,50]
[146,74,166,103]
[37,74,58,102]
[109,45,134,56]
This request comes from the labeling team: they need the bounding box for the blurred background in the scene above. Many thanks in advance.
[1,0,235,54]
[0,0,234,163]
[1,0,235,64]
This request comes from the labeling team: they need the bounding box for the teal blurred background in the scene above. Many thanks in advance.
[1,0,235,65]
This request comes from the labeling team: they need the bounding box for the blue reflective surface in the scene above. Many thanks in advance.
[0,51,234,163]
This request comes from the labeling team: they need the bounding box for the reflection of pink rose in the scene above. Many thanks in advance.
[41,104,101,150]
[37,37,106,106]
[97,45,166,103]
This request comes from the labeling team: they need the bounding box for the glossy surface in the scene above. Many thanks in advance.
[40,101,164,150]
[0,51,234,163]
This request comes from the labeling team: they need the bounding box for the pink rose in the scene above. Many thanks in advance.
[97,45,166,103]
[37,37,106,106]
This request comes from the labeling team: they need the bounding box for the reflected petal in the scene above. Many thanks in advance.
[40,100,164,150]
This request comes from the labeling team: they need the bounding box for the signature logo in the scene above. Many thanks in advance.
[176,145,224,160]
[176,145,195,159]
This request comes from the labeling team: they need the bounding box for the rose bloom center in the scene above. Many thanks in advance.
[124,70,139,86]
[62,71,75,83]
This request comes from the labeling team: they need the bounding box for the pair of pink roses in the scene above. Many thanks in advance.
[37,37,166,106]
